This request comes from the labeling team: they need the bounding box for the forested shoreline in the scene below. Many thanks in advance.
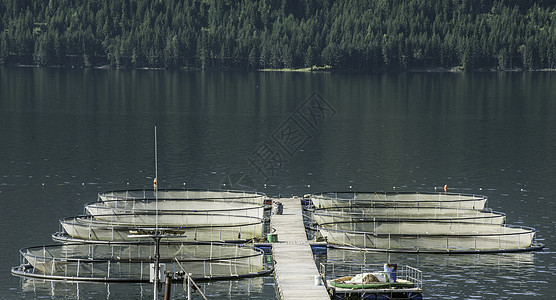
[1,0,555,71]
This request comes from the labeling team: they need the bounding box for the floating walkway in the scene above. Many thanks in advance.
[270,197,330,300]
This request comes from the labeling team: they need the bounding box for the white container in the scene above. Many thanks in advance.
[314,275,323,286]
[149,263,166,283]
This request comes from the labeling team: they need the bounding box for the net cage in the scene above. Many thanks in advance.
[309,206,507,225]
[311,192,488,210]
[318,221,540,253]
[307,191,542,253]
[16,275,268,297]
[56,213,265,243]
[12,242,269,282]
[98,189,268,205]
[85,198,265,219]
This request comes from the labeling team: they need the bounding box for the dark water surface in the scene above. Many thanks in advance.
[1,67,555,298]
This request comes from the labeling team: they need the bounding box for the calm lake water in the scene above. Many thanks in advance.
[1,67,555,299]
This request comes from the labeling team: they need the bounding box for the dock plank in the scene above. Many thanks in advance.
[271,197,330,299]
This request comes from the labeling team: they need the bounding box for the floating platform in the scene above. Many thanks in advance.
[270,197,331,299]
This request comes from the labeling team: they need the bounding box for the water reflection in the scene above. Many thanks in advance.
[19,276,273,299]
[318,248,541,299]
[326,247,533,265]
[2,68,556,298]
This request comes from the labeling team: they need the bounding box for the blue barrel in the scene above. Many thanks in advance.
[384,263,397,282]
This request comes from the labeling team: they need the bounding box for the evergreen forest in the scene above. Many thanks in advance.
[1,0,555,71]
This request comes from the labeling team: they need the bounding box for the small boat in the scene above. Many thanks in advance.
[329,273,415,289]
[322,262,423,299]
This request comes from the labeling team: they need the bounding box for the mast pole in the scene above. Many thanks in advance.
[154,126,159,300]
[155,126,158,230]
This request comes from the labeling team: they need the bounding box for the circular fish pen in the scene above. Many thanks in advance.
[56,213,264,243]
[310,207,507,225]
[98,189,268,206]
[86,198,265,219]
[311,192,488,210]
[318,221,542,253]
[308,191,543,253]
[12,242,271,282]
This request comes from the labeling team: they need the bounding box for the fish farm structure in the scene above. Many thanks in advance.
[12,189,544,300]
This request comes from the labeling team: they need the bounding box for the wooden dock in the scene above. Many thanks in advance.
[270,197,330,299]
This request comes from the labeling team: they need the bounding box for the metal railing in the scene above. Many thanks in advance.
[98,189,267,204]
[311,208,507,225]
[311,191,488,210]
[12,242,270,282]
[318,223,540,253]
[85,199,264,218]
[58,213,265,242]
